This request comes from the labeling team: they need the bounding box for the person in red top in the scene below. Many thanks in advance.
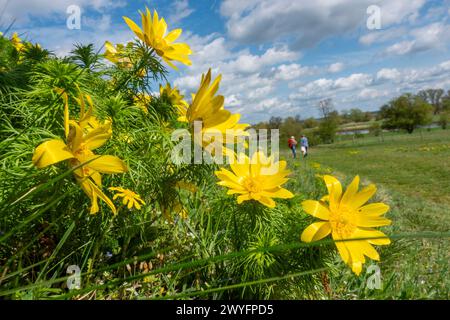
[288,136,297,159]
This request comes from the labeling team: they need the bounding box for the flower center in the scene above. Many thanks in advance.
[74,143,89,156]
[243,177,262,193]
[123,190,136,198]
[329,206,356,238]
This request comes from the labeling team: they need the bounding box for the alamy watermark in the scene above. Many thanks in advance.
[366,264,382,290]
[66,264,81,290]
[367,5,382,30]
[67,5,81,30]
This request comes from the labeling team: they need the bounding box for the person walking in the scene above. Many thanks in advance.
[300,135,309,158]
[288,136,297,159]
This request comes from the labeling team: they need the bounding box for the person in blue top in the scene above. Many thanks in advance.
[300,135,309,158]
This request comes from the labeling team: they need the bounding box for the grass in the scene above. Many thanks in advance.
[336,114,442,133]
[282,128,450,299]
[321,128,450,203]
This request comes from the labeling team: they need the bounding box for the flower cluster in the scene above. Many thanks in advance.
[32,90,144,214]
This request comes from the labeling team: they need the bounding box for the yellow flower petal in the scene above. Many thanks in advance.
[237,194,251,204]
[79,178,117,215]
[215,169,243,187]
[123,16,145,42]
[354,228,391,245]
[257,196,276,208]
[301,222,331,242]
[355,215,392,228]
[323,175,342,201]
[32,140,75,169]
[85,155,128,174]
[351,260,363,276]
[83,124,112,150]
[346,240,366,275]
[302,200,330,220]
[261,187,294,199]
[340,175,359,207]
[358,241,380,261]
[230,153,250,178]
[333,233,350,264]
[357,203,390,217]
[350,184,377,209]
[165,28,182,42]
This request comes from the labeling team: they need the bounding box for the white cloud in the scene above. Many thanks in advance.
[174,75,200,92]
[247,85,274,100]
[328,62,344,73]
[376,68,401,82]
[220,0,427,49]
[379,0,426,26]
[0,0,126,25]
[289,60,450,118]
[359,27,407,46]
[273,63,315,80]
[334,73,373,89]
[385,41,415,55]
[173,32,303,122]
[225,46,299,74]
[84,14,112,32]
[358,88,388,100]
[383,22,450,56]
[168,0,195,24]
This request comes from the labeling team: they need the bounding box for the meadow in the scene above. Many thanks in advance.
[283,128,450,298]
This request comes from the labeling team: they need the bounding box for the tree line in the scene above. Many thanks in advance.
[253,88,450,146]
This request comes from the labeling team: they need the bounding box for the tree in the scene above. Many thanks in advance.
[347,108,366,122]
[438,111,450,129]
[318,117,339,143]
[317,98,334,119]
[369,122,382,136]
[280,116,303,141]
[302,117,319,129]
[316,99,339,143]
[417,88,444,114]
[442,90,450,111]
[268,116,283,130]
[380,94,433,134]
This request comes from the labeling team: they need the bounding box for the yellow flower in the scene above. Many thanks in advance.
[181,69,249,157]
[123,7,192,69]
[109,187,145,210]
[300,175,391,275]
[104,41,146,77]
[215,151,294,208]
[133,93,151,113]
[104,41,132,68]
[11,32,24,52]
[159,83,188,115]
[32,94,128,215]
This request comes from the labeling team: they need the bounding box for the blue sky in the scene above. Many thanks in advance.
[1,0,450,123]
